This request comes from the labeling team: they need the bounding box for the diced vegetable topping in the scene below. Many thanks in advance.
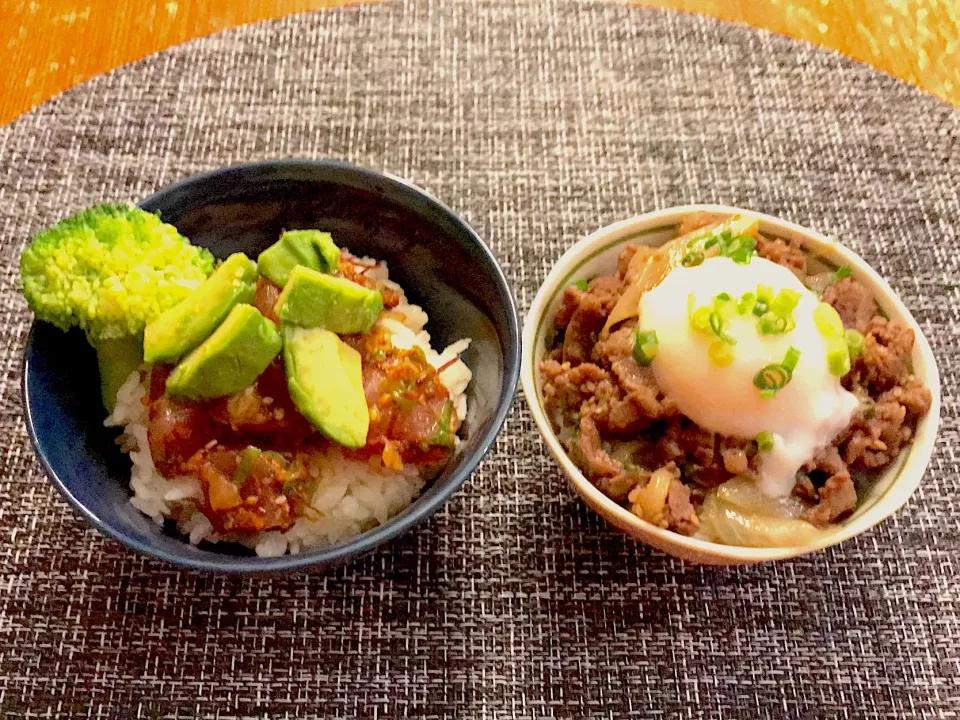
[754,346,801,399]
[813,302,844,338]
[681,250,704,267]
[826,336,851,377]
[845,328,864,358]
[684,230,758,265]
[573,278,589,292]
[755,431,775,452]
[708,340,734,366]
[232,446,262,486]
[633,329,659,366]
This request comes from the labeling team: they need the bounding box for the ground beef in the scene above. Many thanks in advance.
[839,379,929,469]
[539,360,609,422]
[803,472,858,525]
[858,316,915,392]
[562,293,607,366]
[797,446,858,525]
[540,233,931,535]
[660,419,755,488]
[757,234,806,273]
[822,277,877,333]
[593,326,671,422]
[553,287,583,331]
[665,479,700,536]
[553,275,625,366]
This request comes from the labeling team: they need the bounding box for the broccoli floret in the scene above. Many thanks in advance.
[19,204,214,342]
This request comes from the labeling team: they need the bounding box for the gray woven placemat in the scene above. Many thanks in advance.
[1,0,958,717]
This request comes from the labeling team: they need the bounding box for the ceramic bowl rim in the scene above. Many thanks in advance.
[520,203,941,564]
[23,158,521,573]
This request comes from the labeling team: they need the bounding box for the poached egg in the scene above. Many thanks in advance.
[638,256,858,497]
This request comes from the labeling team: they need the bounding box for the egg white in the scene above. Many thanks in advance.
[638,256,858,497]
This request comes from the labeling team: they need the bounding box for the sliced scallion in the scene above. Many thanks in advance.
[758,312,792,335]
[845,328,864,359]
[633,329,659,366]
[826,336,850,377]
[753,347,801,398]
[770,289,801,317]
[573,279,589,292]
[708,339,735,366]
[682,251,704,267]
[755,431,775,452]
[709,311,736,345]
[813,302,844,338]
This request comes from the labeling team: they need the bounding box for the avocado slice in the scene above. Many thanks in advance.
[275,266,383,333]
[257,230,340,287]
[144,253,257,363]
[94,334,143,412]
[166,304,282,400]
[283,326,369,448]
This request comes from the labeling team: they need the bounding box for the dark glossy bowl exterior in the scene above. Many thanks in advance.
[23,159,520,572]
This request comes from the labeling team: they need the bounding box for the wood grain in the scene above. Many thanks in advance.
[1,0,958,126]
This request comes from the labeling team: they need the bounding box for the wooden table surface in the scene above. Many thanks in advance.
[1,0,958,127]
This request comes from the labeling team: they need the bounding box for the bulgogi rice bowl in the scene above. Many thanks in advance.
[538,211,933,548]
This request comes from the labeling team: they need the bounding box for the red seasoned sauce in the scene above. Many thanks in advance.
[144,294,458,535]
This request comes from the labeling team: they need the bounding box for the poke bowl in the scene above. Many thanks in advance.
[521,205,940,564]
[22,159,520,572]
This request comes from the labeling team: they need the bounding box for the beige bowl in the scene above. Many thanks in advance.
[521,205,941,564]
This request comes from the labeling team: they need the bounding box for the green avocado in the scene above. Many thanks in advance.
[144,253,257,363]
[275,266,383,333]
[257,230,340,287]
[283,326,369,448]
[166,304,282,400]
[95,334,143,412]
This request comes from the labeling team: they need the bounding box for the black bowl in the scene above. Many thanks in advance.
[22,159,520,572]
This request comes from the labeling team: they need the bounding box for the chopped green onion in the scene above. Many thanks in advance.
[757,284,774,304]
[845,329,864,359]
[781,346,801,373]
[834,265,852,281]
[737,292,757,315]
[813,302,844,338]
[756,431,775,452]
[752,299,769,317]
[771,289,801,317]
[691,306,712,333]
[827,336,851,377]
[713,292,736,319]
[572,279,589,292]
[682,251,704,267]
[633,329,659,366]
[754,364,792,396]
[232,446,262,486]
[703,235,721,250]
[753,347,800,398]
[709,311,736,345]
[726,236,758,264]
[758,312,791,335]
[708,339,734,366]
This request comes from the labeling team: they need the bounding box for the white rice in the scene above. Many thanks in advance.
[105,259,472,557]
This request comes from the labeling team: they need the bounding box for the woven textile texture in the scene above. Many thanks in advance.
[1,0,959,717]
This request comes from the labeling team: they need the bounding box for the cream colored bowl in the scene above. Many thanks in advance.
[521,205,941,564]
